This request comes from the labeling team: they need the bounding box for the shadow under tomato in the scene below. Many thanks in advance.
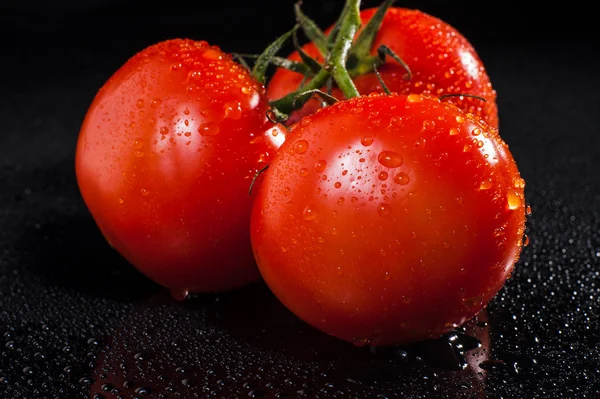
[88,283,492,398]
[16,212,160,302]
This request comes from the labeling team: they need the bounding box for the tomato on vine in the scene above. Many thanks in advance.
[267,1,498,128]
[76,39,286,296]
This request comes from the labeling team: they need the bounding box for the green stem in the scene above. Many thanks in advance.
[269,68,331,114]
[328,0,362,99]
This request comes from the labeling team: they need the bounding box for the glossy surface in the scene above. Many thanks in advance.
[251,94,525,346]
[267,7,498,128]
[76,39,285,293]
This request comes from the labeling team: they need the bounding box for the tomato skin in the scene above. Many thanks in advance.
[267,7,498,128]
[250,93,525,346]
[76,39,285,293]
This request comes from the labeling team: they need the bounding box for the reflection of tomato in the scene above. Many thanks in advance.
[267,7,498,128]
[251,93,525,346]
[76,39,285,294]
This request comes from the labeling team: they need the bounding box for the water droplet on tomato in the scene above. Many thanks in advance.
[337,197,345,205]
[526,205,532,215]
[198,122,220,136]
[378,171,388,181]
[140,188,149,196]
[401,296,412,304]
[170,289,189,301]
[479,178,493,190]
[377,203,391,217]
[118,198,124,204]
[334,182,342,189]
[351,197,358,203]
[294,140,308,154]
[134,150,144,158]
[202,49,222,60]
[472,127,481,136]
[283,187,291,196]
[449,127,459,136]
[507,190,522,210]
[351,107,363,114]
[159,126,169,135]
[422,120,435,131]
[393,172,410,185]
[302,204,318,220]
[314,160,327,172]
[136,99,145,109]
[377,151,403,168]
[455,115,465,124]
[360,136,373,146]
[300,168,309,177]
[523,235,530,246]
[513,177,526,189]
[151,99,162,108]
[184,131,192,137]
[224,101,242,120]
[407,94,422,103]
[133,138,143,149]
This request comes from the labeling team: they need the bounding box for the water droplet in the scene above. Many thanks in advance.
[526,205,532,215]
[159,126,169,135]
[455,115,465,124]
[136,99,145,108]
[303,204,318,220]
[377,203,391,217]
[294,140,309,154]
[224,101,242,120]
[300,168,309,177]
[378,151,403,168]
[393,172,410,185]
[389,116,403,127]
[133,139,143,149]
[184,131,192,137]
[140,188,149,196]
[472,127,481,136]
[198,122,220,136]
[351,107,363,114]
[118,198,124,204]
[422,120,435,131]
[203,49,222,60]
[361,136,373,146]
[283,187,291,196]
[334,182,342,189]
[479,178,493,190]
[513,177,526,189]
[171,289,189,301]
[378,171,388,181]
[407,94,422,103]
[314,160,327,173]
[401,296,412,304]
[337,197,345,205]
[507,190,522,210]
[523,235,530,246]
[134,150,144,158]
[241,86,251,94]
[151,99,162,108]
[351,196,358,203]
[449,127,459,136]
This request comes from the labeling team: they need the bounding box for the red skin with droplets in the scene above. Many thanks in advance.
[267,7,498,128]
[250,93,525,346]
[76,39,286,294]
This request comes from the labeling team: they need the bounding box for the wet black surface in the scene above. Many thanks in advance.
[1,1,600,398]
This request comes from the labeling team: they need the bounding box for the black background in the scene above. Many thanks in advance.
[1,1,599,398]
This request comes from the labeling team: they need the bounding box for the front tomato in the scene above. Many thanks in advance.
[250,93,525,346]
[76,39,285,295]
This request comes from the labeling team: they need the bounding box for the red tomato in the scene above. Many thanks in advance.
[250,93,526,346]
[76,39,285,294]
[267,7,498,128]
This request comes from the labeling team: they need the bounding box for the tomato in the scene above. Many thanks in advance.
[267,7,498,128]
[76,39,286,295]
[250,93,526,346]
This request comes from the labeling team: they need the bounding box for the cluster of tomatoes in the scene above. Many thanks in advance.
[75,1,527,346]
